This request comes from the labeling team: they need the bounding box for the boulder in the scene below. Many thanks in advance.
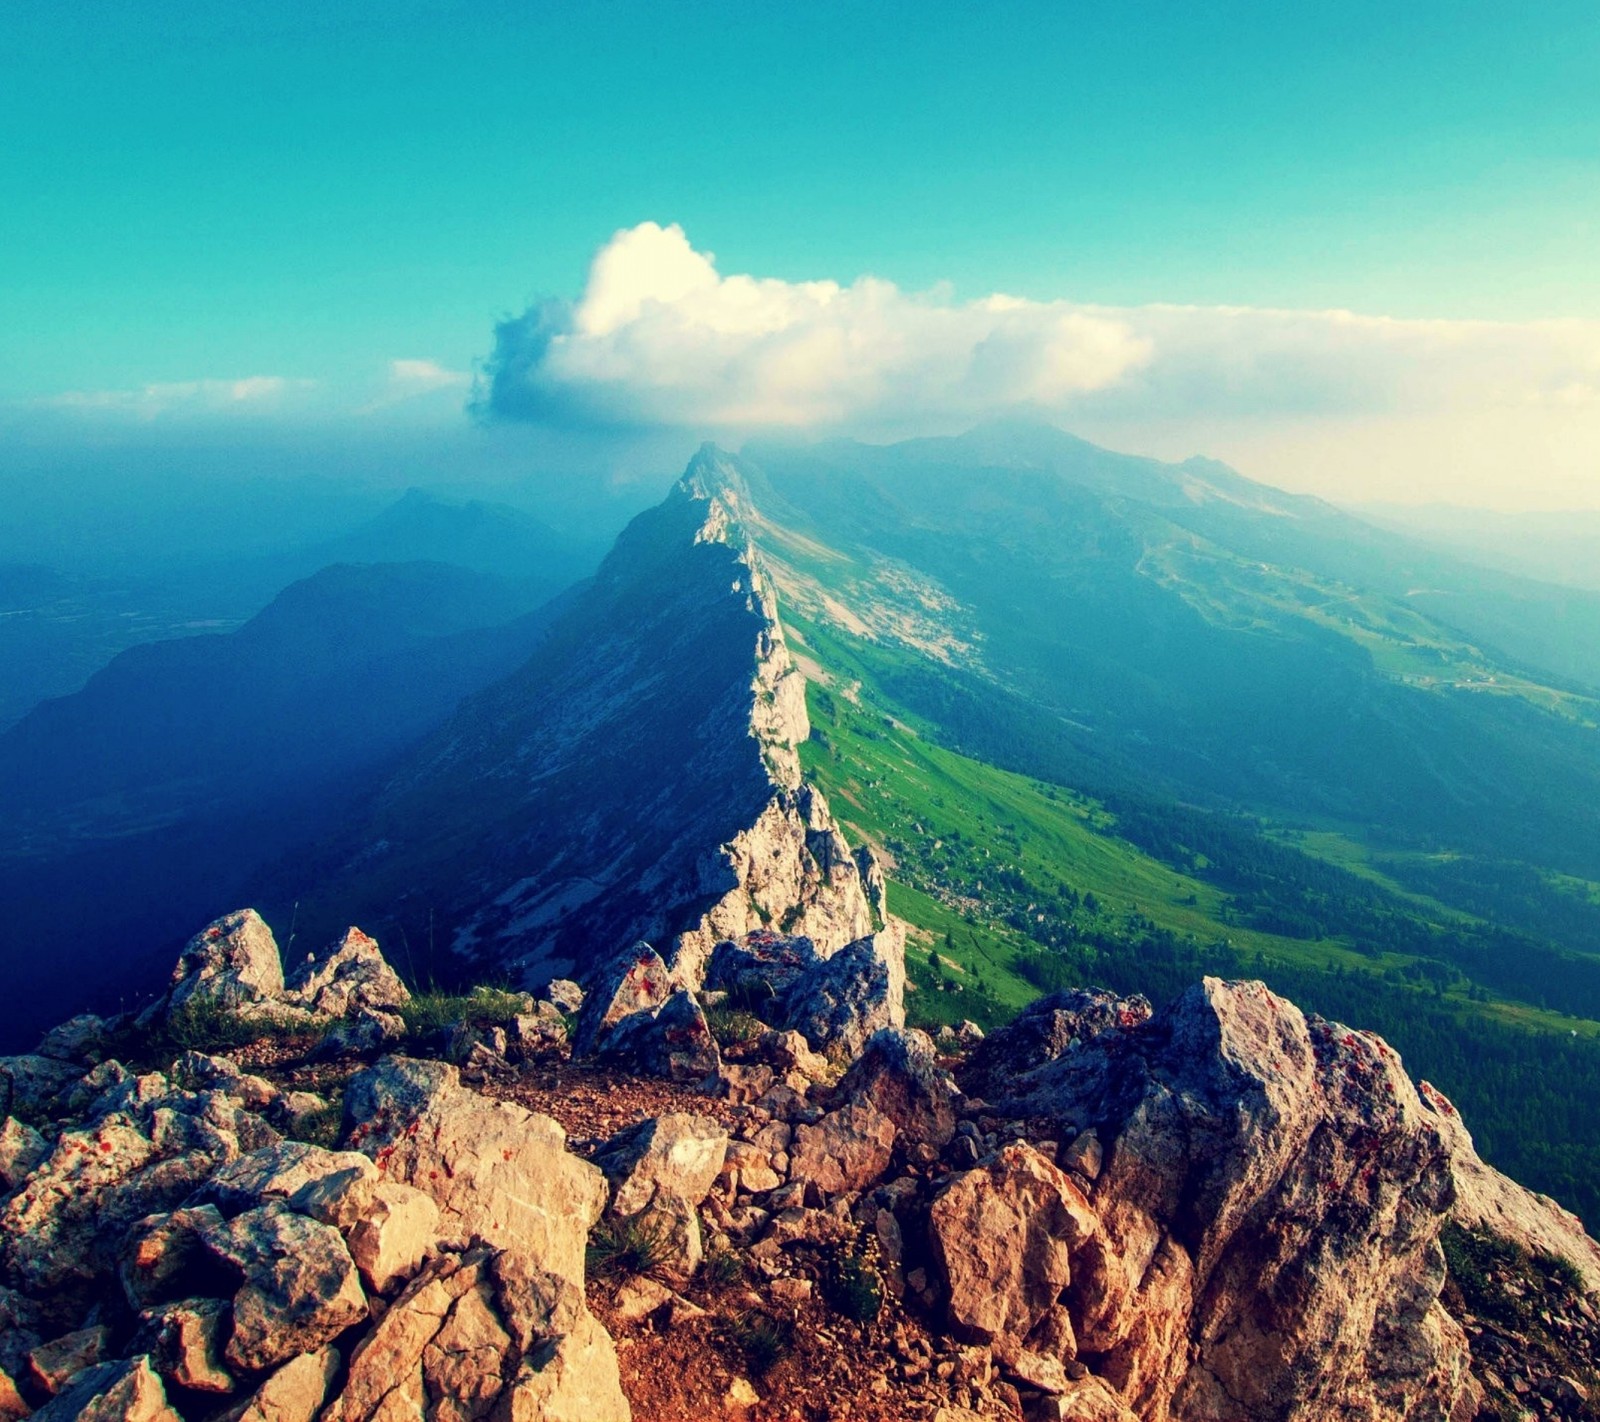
[929,1142,1099,1346]
[838,1027,959,1147]
[283,927,410,1017]
[190,1140,378,1215]
[962,987,1152,1102]
[343,1057,606,1289]
[593,1112,730,1216]
[341,1054,455,1138]
[346,1180,442,1293]
[703,932,823,1007]
[121,1204,230,1310]
[594,988,722,1082]
[27,1355,181,1422]
[27,1325,110,1394]
[509,1002,569,1057]
[774,924,907,1056]
[316,1008,407,1060]
[788,1099,898,1195]
[543,979,585,1014]
[633,1190,703,1286]
[755,1028,831,1082]
[165,908,285,1015]
[496,1306,632,1421]
[0,1055,79,1120]
[216,1347,339,1422]
[170,1051,277,1109]
[33,1014,110,1065]
[321,1248,629,1422]
[0,1116,47,1191]
[2,1110,218,1308]
[572,942,672,1056]
[996,978,1477,1422]
[202,1203,368,1371]
[139,1296,234,1394]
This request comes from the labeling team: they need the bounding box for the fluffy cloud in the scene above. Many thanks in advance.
[481,222,1153,429]
[481,223,1600,444]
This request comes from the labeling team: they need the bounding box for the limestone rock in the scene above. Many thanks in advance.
[963,987,1152,1101]
[496,1306,632,1422]
[121,1204,228,1310]
[543,978,584,1014]
[27,1355,180,1422]
[634,1190,703,1286]
[996,978,1477,1422]
[774,923,907,1056]
[340,1054,455,1139]
[139,1296,234,1393]
[165,908,285,1015]
[32,1015,110,1065]
[0,1056,79,1120]
[509,1002,569,1058]
[839,1026,959,1147]
[593,1112,730,1217]
[284,926,410,1017]
[343,1057,606,1288]
[203,1202,368,1372]
[321,1248,629,1422]
[594,988,722,1082]
[216,1347,338,1422]
[929,1142,1098,1346]
[27,1325,110,1394]
[755,1028,831,1082]
[190,1139,378,1215]
[346,1180,442,1293]
[0,1116,46,1191]
[613,1275,674,1324]
[0,1368,24,1422]
[704,932,823,1006]
[573,943,672,1056]
[788,1099,897,1195]
[317,1008,407,1059]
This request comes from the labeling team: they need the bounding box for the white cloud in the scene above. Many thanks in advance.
[483,222,1153,428]
[386,358,470,395]
[478,223,1600,507]
[36,375,314,420]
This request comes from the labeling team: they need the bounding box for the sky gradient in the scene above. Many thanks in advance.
[3,0,1597,507]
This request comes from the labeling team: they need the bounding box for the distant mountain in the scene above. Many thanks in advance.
[1363,503,1600,594]
[0,561,569,1044]
[276,487,605,589]
[734,421,1600,873]
[0,488,605,734]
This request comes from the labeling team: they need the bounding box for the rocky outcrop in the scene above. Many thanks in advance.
[4,889,1595,1422]
[136,910,411,1035]
[979,978,1476,1422]
[0,919,634,1422]
[282,448,874,995]
[282,927,410,1017]
[343,1056,607,1289]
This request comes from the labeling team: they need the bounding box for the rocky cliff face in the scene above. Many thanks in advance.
[281,445,871,992]
[4,915,1595,1422]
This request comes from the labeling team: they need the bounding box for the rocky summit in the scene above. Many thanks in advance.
[2,908,1597,1422]
[276,449,874,992]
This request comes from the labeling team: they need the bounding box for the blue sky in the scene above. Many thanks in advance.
[3,0,1598,505]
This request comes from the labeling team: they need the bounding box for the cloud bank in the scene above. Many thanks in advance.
[479,223,1600,506]
[482,222,1600,436]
